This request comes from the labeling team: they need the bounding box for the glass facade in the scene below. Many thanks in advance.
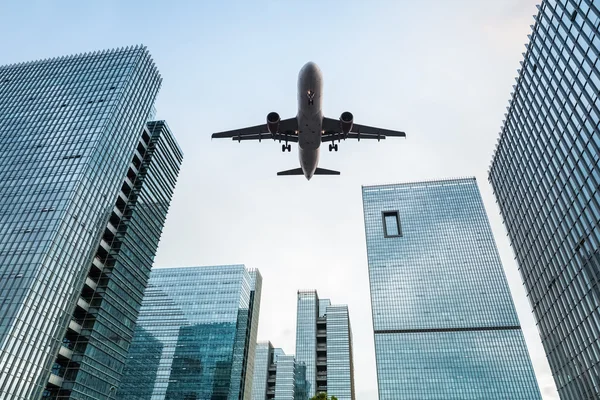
[0,46,181,400]
[325,306,354,400]
[362,178,542,400]
[252,342,274,400]
[251,342,307,400]
[274,355,297,400]
[117,265,262,400]
[295,291,319,397]
[489,1,600,398]
[295,291,355,399]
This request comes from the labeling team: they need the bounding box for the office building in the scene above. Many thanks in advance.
[251,342,307,400]
[295,291,354,399]
[362,178,541,399]
[117,265,262,400]
[0,46,182,400]
[489,2,600,398]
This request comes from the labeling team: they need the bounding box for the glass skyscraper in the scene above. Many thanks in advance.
[117,265,262,400]
[0,46,182,400]
[252,342,275,400]
[251,342,307,400]
[295,291,354,400]
[362,178,542,400]
[489,1,600,398]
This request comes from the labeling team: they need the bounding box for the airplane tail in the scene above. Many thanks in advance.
[314,168,340,175]
[276,167,340,176]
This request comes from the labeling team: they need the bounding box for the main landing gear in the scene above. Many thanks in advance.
[328,143,339,152]
[281,143,291,152]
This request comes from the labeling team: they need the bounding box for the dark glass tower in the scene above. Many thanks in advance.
[489,1,600,398]
[0,46,182,400]
[362,178,542,399]
[117,265,262,400]
[295,291,355,400]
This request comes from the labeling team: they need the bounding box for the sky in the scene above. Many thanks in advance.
[0,1,559,398]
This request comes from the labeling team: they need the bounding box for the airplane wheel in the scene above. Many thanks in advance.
[287,144,291,152]
[282,144,286,152]
[328,144,333,152]
[334,144,339,152]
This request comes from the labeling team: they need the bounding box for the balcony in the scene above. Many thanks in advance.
[47,373,64,388]
[129,162,139,175]
[134,148,145,162]
[76,298,90,312]
[68,320,82,334]
[117,190,128,203]
[91,257,105,274]
[84,277,97,291]
[112,206,123,219]
[99,239,111,253]
[58,345,73,360]
[106,221,117,235]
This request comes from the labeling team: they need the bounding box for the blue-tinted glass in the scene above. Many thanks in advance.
[490,1,600,398]
[0,46,181,400]
[384,213,400,236]
[117,265,261,400]
[252,342,309,399]
[295,291,354,399]
[363,178,541,399]
[252,342,273,400]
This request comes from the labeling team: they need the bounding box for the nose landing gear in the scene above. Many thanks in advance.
[328,143,338,152]
[281,144,291,152]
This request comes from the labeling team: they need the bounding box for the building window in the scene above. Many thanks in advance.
[382,211,402,237]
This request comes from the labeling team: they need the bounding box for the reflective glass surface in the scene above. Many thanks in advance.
[362,178,541,399]
[0,46,173,400]
[117,265,262,400]
[274,355,296,400]
[252,342,308,400]
[295,291,318,397]
[489,1,600,398]
[295,291,354,399]
[252,342,273,400]
[325,305,354,400]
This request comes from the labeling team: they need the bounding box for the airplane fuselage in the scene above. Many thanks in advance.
[211,62,406,178]
[296,62,323,180]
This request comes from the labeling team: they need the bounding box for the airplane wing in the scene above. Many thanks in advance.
[212,118,298,142]
[321,117,406,142]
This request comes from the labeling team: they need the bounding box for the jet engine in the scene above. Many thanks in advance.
[267,112,280,134]
[340,111,353,134]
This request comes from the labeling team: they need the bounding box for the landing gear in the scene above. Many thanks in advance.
[328,143,338,152]
[282,144,291,152]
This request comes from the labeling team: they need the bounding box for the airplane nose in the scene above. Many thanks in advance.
[301,62,321,78]
[303,61,317,71]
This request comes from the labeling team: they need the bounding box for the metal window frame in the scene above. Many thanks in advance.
[382,211,402,238]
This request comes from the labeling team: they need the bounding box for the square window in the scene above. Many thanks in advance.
[382,211,402,237]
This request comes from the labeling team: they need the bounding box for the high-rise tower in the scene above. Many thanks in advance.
[362,178,541,399]
[251,342,307,400]
[117,265,262,400]
[489,2,600,398]
[295,291,354,400]
[0,46,182,399]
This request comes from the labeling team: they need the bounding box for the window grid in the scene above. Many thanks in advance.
[363,178,542,399]
[489,1,600,398]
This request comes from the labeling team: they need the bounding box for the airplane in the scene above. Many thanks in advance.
[211,62,406,180]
